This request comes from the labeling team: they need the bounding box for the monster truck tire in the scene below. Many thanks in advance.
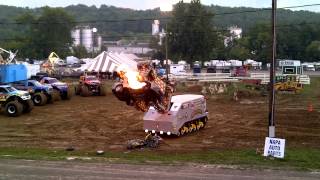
[23,99,34,113]
[112,83,128,101]
[99,84,107,96]
[5,100,23,117]
[75,84,81,95]
[33,93,47,106]
[52,89,61,101]
[80,85,91,97]
[46,95,54,104]
[66,87,74,100]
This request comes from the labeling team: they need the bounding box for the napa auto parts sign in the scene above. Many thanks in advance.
[263,137,286,158]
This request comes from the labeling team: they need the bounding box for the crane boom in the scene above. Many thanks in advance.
[0,47,18,64]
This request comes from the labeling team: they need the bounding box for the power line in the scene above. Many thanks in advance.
[281,3,320,9]
[0,3,319,25]
[1,21,320,43]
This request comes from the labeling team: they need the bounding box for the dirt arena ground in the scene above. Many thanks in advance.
[0,81,319,152]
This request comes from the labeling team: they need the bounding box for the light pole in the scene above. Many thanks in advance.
[165,24,169,81]
[268,0,277,138]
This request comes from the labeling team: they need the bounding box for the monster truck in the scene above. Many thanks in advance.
[12,80,54,106]
[40,77,73,100]
[75,75,107,97]
[112,61,175,113]
[0,85,34,117]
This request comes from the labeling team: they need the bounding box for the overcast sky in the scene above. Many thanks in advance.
[0,0,319,12]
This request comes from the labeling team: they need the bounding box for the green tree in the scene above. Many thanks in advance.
[245,23,272,63]
[224,36,251,60]
[305,41,320,61]
[12,12,37,58]
[31,7,75,59]
[167,0,219,64]
[277,23,320,61]
[14,7,75,59]
[149,36,165,60]
[72,45,89,59]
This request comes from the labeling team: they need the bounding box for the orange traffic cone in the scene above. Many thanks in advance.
[308,104,313,112]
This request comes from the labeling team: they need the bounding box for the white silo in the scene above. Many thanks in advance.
[81,27,93,52]
[71,29,81,46]
[152,20,160,35]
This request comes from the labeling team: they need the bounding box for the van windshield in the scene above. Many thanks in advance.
[48,79,59,84]
[32,81,43,87]
[6,87,17,92]
[170,103,180,111]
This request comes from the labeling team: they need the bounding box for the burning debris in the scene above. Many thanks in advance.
[113,61,208,137]
[112,61,175,113]
[127,133,161,149]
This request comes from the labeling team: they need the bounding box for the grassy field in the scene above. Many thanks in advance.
[0,147,319,171]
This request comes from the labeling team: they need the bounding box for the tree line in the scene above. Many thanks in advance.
[0,2,319,62]
[153,0,320,64]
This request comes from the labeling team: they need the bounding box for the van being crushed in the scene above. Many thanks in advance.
[144,94,208,136]
[112,61,208,136]
[112,61,175,113]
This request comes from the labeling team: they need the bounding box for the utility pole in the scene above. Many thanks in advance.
[165,23,169,81]
[268,0,277,138]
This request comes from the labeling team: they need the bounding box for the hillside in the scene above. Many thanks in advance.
[0,4,320,40]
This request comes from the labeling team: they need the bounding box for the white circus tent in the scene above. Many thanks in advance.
[84,51,139,72]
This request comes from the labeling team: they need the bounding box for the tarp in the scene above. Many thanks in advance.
[66,56,79,64]
[18,62,40,79]
[85,51,138,72]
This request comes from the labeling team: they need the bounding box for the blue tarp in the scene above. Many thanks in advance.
[0,64,27,83]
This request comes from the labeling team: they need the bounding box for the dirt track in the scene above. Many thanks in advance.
[0,84,319,152]
[1,159,319,180]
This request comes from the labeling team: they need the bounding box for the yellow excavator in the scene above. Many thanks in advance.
[274,75,303,93]
[42,52,62,75]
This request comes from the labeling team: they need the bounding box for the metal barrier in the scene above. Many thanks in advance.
[171,72,311,85]
[297,75,311,85]
[250,73,270,84]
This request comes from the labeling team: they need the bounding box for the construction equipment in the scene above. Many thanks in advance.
[0,47,18,64]
[274,75,303,93]
[42,52,65,75]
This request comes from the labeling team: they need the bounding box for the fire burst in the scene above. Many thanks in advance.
[122,70,146,89]
[117,65,146,90]
[114,62,175,113]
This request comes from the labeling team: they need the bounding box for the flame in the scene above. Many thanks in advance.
[118,65,146,89]
[125,71,146,89]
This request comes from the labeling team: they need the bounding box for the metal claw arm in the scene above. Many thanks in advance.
[0,47,17,64]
